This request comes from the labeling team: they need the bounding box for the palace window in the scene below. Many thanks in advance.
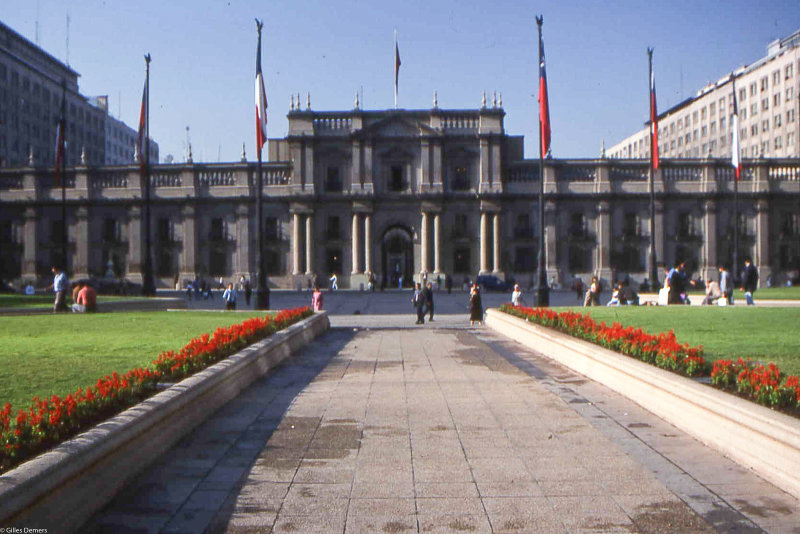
[514,246,535,272]
[103,218,122,242]
[453,247,471,273]
[453,165,469,190]
[326,166,342,192]
[209,218,225,241]
[389,165,404,192]
[157,218,174,243]
[326,216,341,239]
[265,216,280,241]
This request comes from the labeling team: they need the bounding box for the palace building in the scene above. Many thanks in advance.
[1,100,799,290]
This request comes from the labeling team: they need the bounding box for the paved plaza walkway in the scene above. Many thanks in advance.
[85,310,800,533]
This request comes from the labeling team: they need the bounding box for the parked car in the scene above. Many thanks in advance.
[476,274,513,292]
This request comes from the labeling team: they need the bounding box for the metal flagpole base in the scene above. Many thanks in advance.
[534,286,550,307]
[256,288,270,310]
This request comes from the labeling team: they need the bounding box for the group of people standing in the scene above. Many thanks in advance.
[412,282,436,324]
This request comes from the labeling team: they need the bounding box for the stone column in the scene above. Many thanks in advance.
[480,212,489,274]
[701,200,717,282]
[22,207,38,280]
[433,213,441,274]
[292,212,302,275]
[236,204,250,278]
[127,205,143,283]
[305,214,314,275]
[351,212,361,274]
[179,204,197,280]
[596,201,612,281]
[755,199,771,285]
[655,200,665,279]
[364,214,372,274]
[545,201,559,277]
[492,213,501,273]
[420,139,431,188]
[73,206,90,279]
[432,141,443,186]
[420,211,429,273]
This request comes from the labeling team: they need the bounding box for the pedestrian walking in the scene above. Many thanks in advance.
[469,284,483,326]
[583,276,598,306]
[718,266,733,305]
[311,286,323,312]
[47,265,69,312]
[222,282,237,310]
[573,276,584,302]
[741,257,759,306]
[445,274,452,294]
[511,284,524,306]
[424,282,435,321]
[329,273,338,290]
[244,279,252,306]
[412,282,425,324]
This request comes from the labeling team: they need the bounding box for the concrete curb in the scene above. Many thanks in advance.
[0,311,330,532]
[485,308,800,501]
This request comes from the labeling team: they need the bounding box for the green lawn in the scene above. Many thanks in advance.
[660,287,800,301]
[559,306,800,376]
[0,311,270,412]
[0,294,150,309]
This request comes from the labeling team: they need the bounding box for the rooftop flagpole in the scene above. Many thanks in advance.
[394,30,401,109]
[255,18,270,309]
[535,14,550,307]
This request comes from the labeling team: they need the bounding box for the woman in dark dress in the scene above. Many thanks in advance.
[469,284,483,326]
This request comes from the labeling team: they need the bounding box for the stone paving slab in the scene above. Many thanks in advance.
[84,323,800,533]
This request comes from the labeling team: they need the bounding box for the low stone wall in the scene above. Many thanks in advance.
[485,308,800,501]
[0,312,329,533]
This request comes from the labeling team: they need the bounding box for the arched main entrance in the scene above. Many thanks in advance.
[382,225,414,289]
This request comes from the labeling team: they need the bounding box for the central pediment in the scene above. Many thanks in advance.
[364,116,437,138]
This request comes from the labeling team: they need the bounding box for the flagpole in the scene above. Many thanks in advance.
[142,53,156,296]
[60,80,67,273]
[647,48,658,289]
[394,30,398,109]
[535,15,549,307]
[731,75,740,286]
[255,19,269,310]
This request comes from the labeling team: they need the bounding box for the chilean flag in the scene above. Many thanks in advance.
[731,77,741,181]
[537,18,551,158]
[649,51,659,170]
[137,75,148,169]
[255,21,268,157]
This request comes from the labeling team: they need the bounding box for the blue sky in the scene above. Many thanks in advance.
[3,0,798,162]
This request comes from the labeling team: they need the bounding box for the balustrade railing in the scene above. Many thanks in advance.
[769,164,800,181]
[441,114,479,130]
[197,169,236,187]
[662,165,702,181]
[94,172,129,189]
[557,165,596,182]
[0,175,24,190]
[506,164,539,182]
[151,170,182,187]
[610,165,648,181]
[313,116,352,132]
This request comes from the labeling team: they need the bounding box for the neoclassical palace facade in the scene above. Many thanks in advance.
[1,105,799,289]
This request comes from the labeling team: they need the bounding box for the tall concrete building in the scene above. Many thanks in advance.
[2,102,799,290]
[0,20,156,168]
[609,28,800,161]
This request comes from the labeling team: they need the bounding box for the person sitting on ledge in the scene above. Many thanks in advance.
[71,282,97,313]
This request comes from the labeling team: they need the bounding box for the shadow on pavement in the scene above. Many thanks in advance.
[84,328,357,533]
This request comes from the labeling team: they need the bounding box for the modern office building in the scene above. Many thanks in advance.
[0,20,156,168]
[1,102,799,290]
[609,28,800,161]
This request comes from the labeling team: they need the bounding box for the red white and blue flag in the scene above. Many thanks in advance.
[137,74,148,168]
[731,77,741,181]
[649,50,659,170]
[537,18,551,157]
[255,20,268,157]
[394,31,401,108]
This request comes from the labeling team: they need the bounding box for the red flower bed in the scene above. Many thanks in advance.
[711,358,800,409]
[500,304,707,377]
[0,307,312,474]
